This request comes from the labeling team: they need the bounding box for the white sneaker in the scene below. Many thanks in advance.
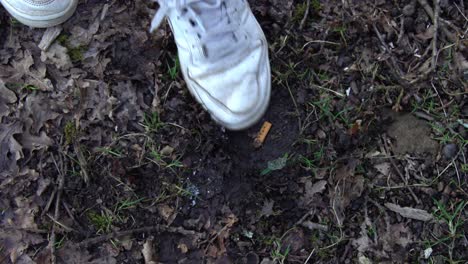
[151,0,271,130]
[1,0,78,28]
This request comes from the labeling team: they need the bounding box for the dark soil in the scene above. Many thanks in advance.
[1,0,467,264]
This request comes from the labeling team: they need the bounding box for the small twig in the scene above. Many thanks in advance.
[430,81,447,117]
[302,40,340,50]
[77,225,202,247]
[396,16,405,45]
[417,0,462,45]
[74,142,90,184]
[454,3,468,23]
[41,189,57,217]
[46,214,77,233]
[295,209,315,226]
[49,154,65,264]
[431,0,440,72]
[373,24,404,77]
[382,137,421,204]
[311,84,345,98]
[299,0,310,30]
[452,159,461,186]
[304,248,316,264]
[301,221,329,232]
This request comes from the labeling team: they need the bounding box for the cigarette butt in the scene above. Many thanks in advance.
[254,121,272,148]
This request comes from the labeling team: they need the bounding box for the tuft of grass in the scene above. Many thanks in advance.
[309,96,352,126]
[300,145,324,170]
[270,240,290,264]
[141,112,165,133]
[54,235,66,249]
[332,25,348,46]
[167,57,180,80]
[430,199,467,263]
[430,122,463,145]
[21,84,39,91]
[114,197,144,212]
[96,146,123,158]
[87,210,115,234]
[147,143,184,170]
[6,83,41,92]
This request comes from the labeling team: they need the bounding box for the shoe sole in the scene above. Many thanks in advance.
[1,0,78,28]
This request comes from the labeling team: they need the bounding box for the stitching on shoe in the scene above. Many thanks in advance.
[20,0,55,6]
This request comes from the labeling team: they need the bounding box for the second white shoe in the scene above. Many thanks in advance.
[151,0,271,130]
[0,0,78,28]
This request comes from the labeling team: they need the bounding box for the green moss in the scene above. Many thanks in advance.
[87,211,113,234]
[64,121,77,145]
[293,2,308,23]
[311,0,321,11]
[56,34,69,46]
[56,34,86,63]
[68,46,85,62]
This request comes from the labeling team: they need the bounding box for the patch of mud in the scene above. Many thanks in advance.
[387,113,439,157]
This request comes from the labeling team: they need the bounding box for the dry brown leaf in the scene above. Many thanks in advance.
[259,199,274,218]
[0,80,17,119]
[415,25,435,40]
[40,42,72,70]
[0,121,23,176]
[8,49,54,91]
[329,159,363,225]
[374,162,391,176]
[384,203,433,221]
[157,204,175,223]
[142,239,158,264]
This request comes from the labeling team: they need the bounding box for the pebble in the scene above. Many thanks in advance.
[246,252,259,264]
[442,144,457,160]
[403,4,416,16]
[437,181,444,192]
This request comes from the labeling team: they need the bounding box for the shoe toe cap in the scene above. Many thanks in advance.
[224,73,259,114]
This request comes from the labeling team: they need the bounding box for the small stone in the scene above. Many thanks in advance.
[442,144,457,160]
[316,129,326,139]
[246,252,259,264]
[160,145,174,156]
[403,4,416,16]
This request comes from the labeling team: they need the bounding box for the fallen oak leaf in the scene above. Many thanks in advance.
[384,203,433,221]
[0,80,17,119]
[0,121,23,176]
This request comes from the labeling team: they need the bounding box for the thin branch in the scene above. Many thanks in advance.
[417,0,463,45]
[431,0,440,72]
[76,226,203,248]
[299,0,311,30]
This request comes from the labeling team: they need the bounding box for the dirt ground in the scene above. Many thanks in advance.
[0,0,467,263]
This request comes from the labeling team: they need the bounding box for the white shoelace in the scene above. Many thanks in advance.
[150,0,243,60]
